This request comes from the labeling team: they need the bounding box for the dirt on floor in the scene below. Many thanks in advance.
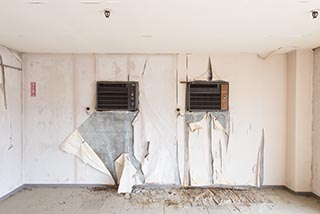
[89,185,283,208]
[130,186,276,207]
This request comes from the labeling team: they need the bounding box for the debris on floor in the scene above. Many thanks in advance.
[1,187,320,214]
[88,185,285,208]
[129,186,275,207]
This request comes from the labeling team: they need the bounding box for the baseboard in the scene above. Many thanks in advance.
[262,185,320,199]
[282,186,320,199]
[0,184,25,202]
[261,185,286,189]
[23,183,110,188]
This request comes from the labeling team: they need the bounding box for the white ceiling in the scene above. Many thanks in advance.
[0,0,320,54]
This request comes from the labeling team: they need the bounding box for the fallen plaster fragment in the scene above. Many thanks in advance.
[60,129,114,182]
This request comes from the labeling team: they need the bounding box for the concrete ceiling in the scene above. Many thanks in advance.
[0,0,320,54]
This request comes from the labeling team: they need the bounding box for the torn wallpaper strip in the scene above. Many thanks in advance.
[77,111,144,184]
[60,129,114,181]
[188,114,212,185]
[59,55,178,193]
[117,154,143,193]
[187,112,264,187]
[57,55,266,193]
[0,56,6,111]
[61,111,146,192]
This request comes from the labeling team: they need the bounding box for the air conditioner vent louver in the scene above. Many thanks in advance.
[96,81,138,111]
[187,81,229,111]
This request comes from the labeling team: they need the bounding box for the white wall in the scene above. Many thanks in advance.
[286,51,296,190]
[23,53,287,186]
[312,48,320,196]
[177,54,286,186]
[23,54,178,184]
[23,54,109,184]
[286,50,313,192]
[0,46,23,197]
[0,48,315,194]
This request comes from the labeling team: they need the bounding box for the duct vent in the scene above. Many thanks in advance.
[96,81,138,111]
[187,81,229,111]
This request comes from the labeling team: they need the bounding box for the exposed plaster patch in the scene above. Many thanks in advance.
[78,111,144,184]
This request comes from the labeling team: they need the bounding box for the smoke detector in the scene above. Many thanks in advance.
[104,9,111,18]
[311,10,319,19]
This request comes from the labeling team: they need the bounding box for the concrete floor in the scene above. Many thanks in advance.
[0,187,319,214]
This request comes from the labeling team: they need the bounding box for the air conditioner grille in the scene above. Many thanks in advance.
[96,81,138,111]
[187,81,229,111]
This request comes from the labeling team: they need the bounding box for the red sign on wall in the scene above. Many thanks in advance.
[30,82,36,97]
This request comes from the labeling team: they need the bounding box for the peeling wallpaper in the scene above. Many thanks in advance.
[22,53,287,191]
[0,45,23,198]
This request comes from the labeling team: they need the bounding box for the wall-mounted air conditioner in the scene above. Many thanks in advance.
[186,81,229,111]
[96,81,139,111]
